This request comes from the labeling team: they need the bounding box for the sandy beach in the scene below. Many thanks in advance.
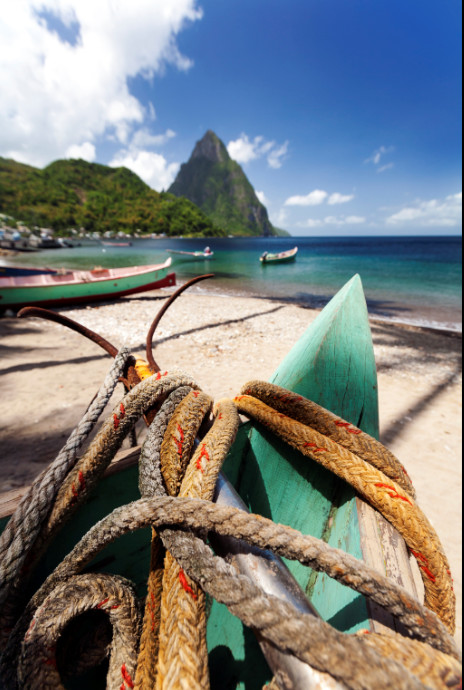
[0,286,461,647]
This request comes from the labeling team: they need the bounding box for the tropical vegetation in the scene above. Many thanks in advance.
[0,157,225,237]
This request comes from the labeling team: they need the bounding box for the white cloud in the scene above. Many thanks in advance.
[297,218,323,228]
[327,192,354,205]
[365,145,395,174]
[227,134,289,169]
[109,127,178,189]
[227,135,259,164]
[0,0,202,167]
[267,141,288,169]
[110,150,180,191]
[285,190,355,207]
[344,215,366,224]
[365,145,394,166]
[297,215,366,228]
[255,190,269,206]
[131,128,176,149]
[377,163,394,174]
[386,192,462,227]
[271,208,288,227]
[65,141,96,161]
[285,189,328,206]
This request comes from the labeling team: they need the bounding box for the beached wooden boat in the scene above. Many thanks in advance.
[260,246,298,264]
[0,275,431,688]
[166,247,214,259]
[0,258,176,309]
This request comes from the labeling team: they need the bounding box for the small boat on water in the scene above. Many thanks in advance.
[260,246,298,264]
[0,258,175,310]
[0,275,458,687]
[101,241,133,247]
[166,246,214,259]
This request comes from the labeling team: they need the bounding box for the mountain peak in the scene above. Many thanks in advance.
[168,131,279,237]
[190,130,229,164]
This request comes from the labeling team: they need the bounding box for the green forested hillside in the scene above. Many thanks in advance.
[0,157,225,237]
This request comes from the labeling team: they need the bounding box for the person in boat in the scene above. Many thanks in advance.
[261,251,268,261]
[204,246,212,255]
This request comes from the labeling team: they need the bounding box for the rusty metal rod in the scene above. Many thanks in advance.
[18,306,118,358]
[145,273,214,371]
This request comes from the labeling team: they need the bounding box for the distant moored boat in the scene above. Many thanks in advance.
[260,246,298,264]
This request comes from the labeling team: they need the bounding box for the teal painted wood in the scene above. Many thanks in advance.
[208,274,380,688]
[0,466,152,605]
[0,467,153,688]
[269,272,379,629]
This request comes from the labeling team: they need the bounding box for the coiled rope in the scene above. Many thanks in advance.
[0,355,461,690]
[18,574,141,690]
[234,384,455,633]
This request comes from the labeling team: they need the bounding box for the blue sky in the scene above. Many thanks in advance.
[0,0,461,235]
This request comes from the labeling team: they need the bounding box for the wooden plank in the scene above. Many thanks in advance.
[357,498,422,635]
[0,487,28,521]
[0,458,152,606]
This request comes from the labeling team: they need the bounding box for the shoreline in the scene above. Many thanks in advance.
[369,316,462,338]
[0,287,462,646]
[1,239,462,334]
[170,280,463,335]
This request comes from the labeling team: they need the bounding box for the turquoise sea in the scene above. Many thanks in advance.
[3,235,462,332]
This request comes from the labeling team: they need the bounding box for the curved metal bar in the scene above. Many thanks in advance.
[17,306,118,358]
[145,274,214,372]
[18,274,214,386]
